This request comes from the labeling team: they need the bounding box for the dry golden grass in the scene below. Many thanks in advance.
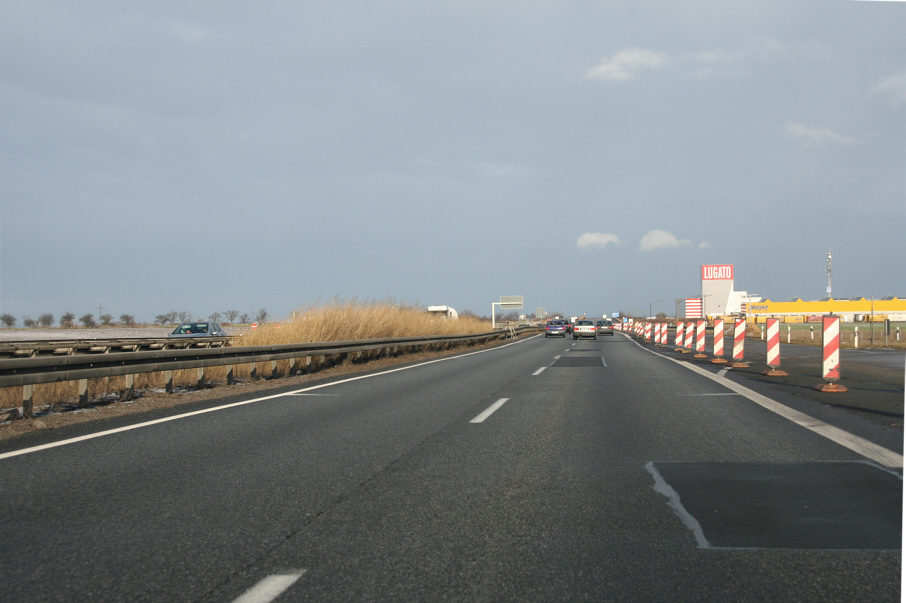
[238,299,492,346]
[0,300,493,414]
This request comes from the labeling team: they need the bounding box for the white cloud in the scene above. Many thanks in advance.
[869,72,906,107]
[638,229,691,252]
[784,122,856,148]
[586,40,786,83]
[585,47,669,81]
[577,232,621,250]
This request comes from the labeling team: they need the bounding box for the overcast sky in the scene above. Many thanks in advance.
[2,1,904,323]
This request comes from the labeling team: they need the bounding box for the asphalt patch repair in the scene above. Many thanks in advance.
[649,461,902,550]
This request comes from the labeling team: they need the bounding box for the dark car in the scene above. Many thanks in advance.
[169,322,227,338]
[595,319,614,336]
[544,320,568,337]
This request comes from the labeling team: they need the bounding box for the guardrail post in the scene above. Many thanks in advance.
[78,379,89,406]
[305,356,312,373]
[196,367,205,388]
[124,374,135,401]
[249,363,258,381]
[226,365,234,385]
[270,360,278,379]
[22,384,34,418]
[165,370,173,394]
[288,358,297,376]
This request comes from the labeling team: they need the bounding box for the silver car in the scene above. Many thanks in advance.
[572,319,597,340]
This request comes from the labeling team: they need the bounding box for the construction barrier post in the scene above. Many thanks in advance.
[731,318,749,367]
[675,321,685,351]
[683,320,694,353]
[694,320,708,358]
[815,316,847,392]
[644,322,652,342]
[763,318,788,376]
[711,318,727,364]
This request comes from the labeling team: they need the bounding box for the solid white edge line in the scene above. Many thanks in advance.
[471,398,509,423]
[0,335,543,461]
[233,571,306,603]
[630,338,903,468]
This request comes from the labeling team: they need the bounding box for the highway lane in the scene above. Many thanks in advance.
[0,334,900,601]
[668,331,905,453]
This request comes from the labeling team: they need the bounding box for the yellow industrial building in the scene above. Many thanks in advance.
[746,297,905,323]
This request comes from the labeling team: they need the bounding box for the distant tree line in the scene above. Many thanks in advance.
[0,308,270,329]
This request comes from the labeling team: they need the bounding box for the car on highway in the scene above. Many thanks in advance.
[544,320,568,337]
[168,322,227,338]
[572,319,597,340]
[595,319,614,336]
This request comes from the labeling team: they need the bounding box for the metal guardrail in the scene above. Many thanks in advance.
[0,327,539,418]
[0,337,230,358]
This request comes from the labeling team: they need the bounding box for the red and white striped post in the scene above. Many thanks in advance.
[763,318,788,376]
[683,320,694,352]
[731,319,749,367]
[644,322,652,342]
[694,320,708,358]
[711,318,727,364]
[815,316,847,392]
[659,323,668,346]
[675,321,685,350]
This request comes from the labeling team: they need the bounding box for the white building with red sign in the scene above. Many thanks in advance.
[700,264,760,317]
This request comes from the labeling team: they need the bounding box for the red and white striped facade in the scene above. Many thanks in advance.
[685,298,703,319]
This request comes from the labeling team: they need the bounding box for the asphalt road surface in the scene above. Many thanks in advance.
[0,333,901,601]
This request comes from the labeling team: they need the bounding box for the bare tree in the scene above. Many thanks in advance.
[1,313,15,328]
[255,308,269,323]
[240,313,250,324]
[23,316,36,328]
[79,314,96,328]
[100,314,114,326]
[60,312,75,328]
[208,312,222,324]
[177,311,192,323]
[120,314,136,326]
[38,313,54,327]
[224,310,239,324]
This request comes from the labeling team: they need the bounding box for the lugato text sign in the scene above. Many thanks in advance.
[702,264,734,280]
